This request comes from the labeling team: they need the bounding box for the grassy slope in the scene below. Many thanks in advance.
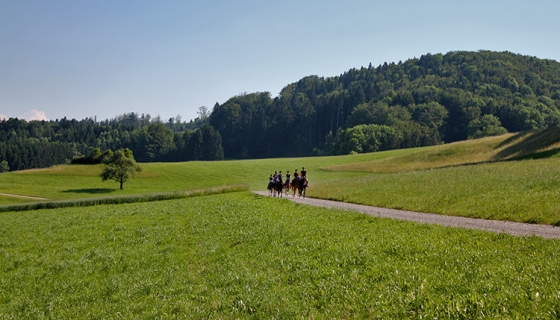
[0,148,412,202]
[313,159,560,224]
[2,128,560,224]
[3,130,560,317]
[1,192,559,318]
[312,128,560,225]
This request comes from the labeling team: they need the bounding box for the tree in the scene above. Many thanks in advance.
[198,106,209,120]
[143,123,174,161]
[332,124,399,155]
[199,124,224,160]
[467,114,508,139]
[100,148,142,190]
[0,160,9,173]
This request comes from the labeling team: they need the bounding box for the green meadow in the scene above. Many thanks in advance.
[0,147,412,204]
[2,192,560,318]
[2,128,560,225]
[2,129,560,317]
[313,129,560,225]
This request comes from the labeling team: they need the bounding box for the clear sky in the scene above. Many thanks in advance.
[1,0,559,122]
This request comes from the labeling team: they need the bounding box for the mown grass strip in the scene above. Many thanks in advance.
[0,184,248,213]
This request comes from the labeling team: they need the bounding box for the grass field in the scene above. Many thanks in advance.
[313,158,560,225]
[0,147,412,203]
[1,192,560,318]
[3,129,560,226]
[311,129,560,225]
[3,129,560,317]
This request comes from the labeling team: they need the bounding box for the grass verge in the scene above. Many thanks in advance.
[0,184,248,213]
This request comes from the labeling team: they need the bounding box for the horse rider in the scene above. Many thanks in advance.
[267,174,274,192]
[301,167,307,178]
[285,171,291,185]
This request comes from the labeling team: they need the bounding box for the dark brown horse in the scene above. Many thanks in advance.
[274,177,284,198]
[297,176,308,198]
[283,178,291,195]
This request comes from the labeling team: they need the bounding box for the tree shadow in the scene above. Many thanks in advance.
[425,128,560,172]
[62,188,116,194]
[493,127,560,161]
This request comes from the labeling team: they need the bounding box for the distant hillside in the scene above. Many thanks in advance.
[209,50,560,158]
[2,50,560,171]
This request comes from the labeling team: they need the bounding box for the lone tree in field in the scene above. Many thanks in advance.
[100,148,142,190]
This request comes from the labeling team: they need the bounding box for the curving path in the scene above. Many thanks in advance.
[254,191,560,239]
[0,192,49,201]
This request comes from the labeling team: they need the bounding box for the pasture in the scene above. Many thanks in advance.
[1,192,560,318]
[313,129,560,225]
[2,129,560,317]
[0,147,412,204]
[2,129,560,226]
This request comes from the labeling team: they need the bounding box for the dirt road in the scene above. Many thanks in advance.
[254,191,560,239]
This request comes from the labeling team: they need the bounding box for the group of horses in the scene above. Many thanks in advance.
[268,175,308,198]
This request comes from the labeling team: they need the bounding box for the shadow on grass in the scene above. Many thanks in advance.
[415,128,560,172]
[510,148,560,160]
[62,188,116,194]
[494,128,560,160]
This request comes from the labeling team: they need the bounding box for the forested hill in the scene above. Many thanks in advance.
[2,50,560,171]
[210,50,560,158]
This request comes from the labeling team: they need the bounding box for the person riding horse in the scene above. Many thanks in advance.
[297,174,308,197]
[291,169,299,196]
[296,167,308,198]
[284,171,291,193]
[274,171,284,197]
[267,174,274,195]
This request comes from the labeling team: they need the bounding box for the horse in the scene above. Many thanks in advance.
[283,178,291,195]
[267,179,274,196]
[274,177,284,198]
[297,176,308,198]
[291,177,299,197]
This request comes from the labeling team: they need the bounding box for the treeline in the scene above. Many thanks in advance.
[2,50,560,171]
[210,50,560,157]
[0,114,223,171]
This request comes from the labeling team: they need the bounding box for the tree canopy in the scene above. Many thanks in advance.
[209,51,560,156]
[0,115,223,171]
[100,148,142,190]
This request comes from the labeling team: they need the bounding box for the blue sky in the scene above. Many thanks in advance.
[1,0,559,122]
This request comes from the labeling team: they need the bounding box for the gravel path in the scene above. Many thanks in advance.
[0,192,49,201]
[254,191,560,239]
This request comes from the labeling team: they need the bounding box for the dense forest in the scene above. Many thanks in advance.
[0,113,223,171]
[2,50,560,171]
[210,50,560,158]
